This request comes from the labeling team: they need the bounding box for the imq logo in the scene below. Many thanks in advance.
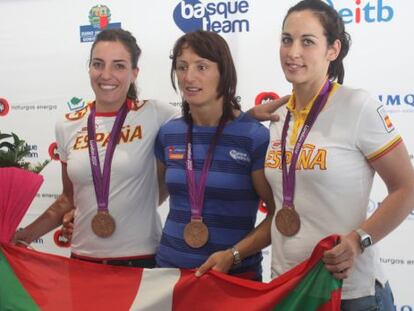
[173,0,251,33]
[324,0,394,24]
[379,93,414,113]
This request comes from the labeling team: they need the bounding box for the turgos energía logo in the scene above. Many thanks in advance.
[80,5,122,43]
[0,98,10,116]
[173,0,251,33]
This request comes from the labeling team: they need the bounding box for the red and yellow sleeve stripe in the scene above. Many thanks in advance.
[367,136,402,162]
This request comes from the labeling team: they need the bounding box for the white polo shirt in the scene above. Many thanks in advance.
[56,99,179,258]
[265,84,401,299]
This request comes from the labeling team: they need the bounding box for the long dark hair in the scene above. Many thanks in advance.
[170,30,240,123]
[283,0,351,84]
[90,29,141,99]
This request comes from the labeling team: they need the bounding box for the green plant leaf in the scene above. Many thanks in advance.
[30,159,51,173]
[12,132,22,145]
[0,131,50,173]
[0,133,12,140]
[0,141,16,150]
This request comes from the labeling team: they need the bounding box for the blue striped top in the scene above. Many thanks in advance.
[155,112,269,279]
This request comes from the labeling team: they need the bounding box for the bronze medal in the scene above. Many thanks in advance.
[275,206,300,237]
[91,211,116,238]
[183,219,209,248]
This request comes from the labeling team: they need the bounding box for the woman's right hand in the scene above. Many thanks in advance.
[247,95,290,122]
[195,249,235,277]
[11,229,33,247]
[322,232,361,279]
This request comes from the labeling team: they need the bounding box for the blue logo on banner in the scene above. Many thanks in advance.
[379,93,414,113]
[173,0,209,33]
[173,0,250,33]
[80,5,121,43]
[324,0,394,24]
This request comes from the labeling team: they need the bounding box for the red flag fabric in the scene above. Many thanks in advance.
[0,235,341,311]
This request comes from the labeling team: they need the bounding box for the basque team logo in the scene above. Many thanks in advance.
[173,0,251,33]
[79,5,121,43]
[0,98,10,116]
[173,0,208,33]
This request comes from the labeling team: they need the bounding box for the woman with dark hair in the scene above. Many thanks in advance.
[155,30,276,281]
[264,0,414,309]
[12,28,178,268]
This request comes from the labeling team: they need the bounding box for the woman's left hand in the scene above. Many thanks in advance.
[195,249,234,277]
[322,232,361,279]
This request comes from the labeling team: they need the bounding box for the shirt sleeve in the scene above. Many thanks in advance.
[153,100,181,127]
[355,93,402,162]
[55,118,68,163]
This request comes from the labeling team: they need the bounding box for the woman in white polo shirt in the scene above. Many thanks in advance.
[12,28,178,268]
[264,0,414,310]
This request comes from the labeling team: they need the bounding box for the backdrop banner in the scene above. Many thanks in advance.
[1,1,413,310]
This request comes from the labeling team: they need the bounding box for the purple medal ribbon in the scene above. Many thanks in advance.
[185,117,226,219]
[87,101,129,213]
[281,80,332,207]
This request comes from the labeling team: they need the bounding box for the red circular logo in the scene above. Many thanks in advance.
[48,142,60,161]
[0,98,10,116]
[53,229,71,248]
[255,92,280,106]
[258,200,268,214]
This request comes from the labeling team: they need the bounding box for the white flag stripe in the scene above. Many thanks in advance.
[130,268,181,311]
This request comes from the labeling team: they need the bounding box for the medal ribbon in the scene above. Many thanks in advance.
[281,80,332,207]
[87,100,129,213]
[185,117,226,219]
